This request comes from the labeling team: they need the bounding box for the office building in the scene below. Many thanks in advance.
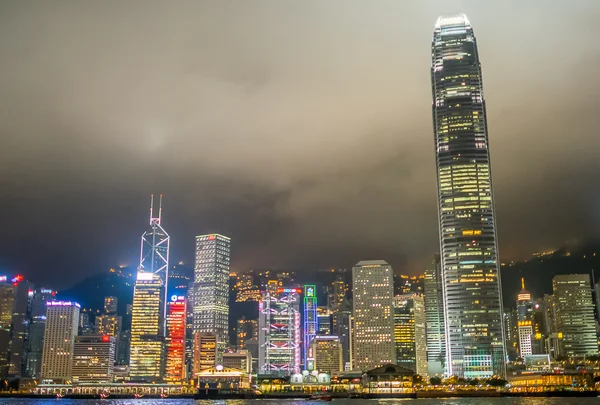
[96,314,122,337]
[516,278,534,357]
[192,234,231,354]
[193,332,217,375]
[129,272,165,381]
[40,301,80,383]
[237,317,258,350]
[165,295,187,382]
[393,294,427,376]
[303,284,318,367]
[352,260,395,371]
[79,312,94,336]
[258,287,301,375]
[431,14,506,378]
[332,299,352,371]
[72,335,115,383]
[553,274,597,357]
[0,282,15,377]
[222,350,251,373]
[310,335,342,374]
[328,275,348,313]
[317,306,332,335]
[423,254,445,375]
[26,288,55,378]
[139,195,170,326]
[9,280,32,376]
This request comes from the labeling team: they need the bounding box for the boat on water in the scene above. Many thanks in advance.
[309,393,333,401]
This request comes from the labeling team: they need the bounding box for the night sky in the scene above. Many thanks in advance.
[1,1,600,289]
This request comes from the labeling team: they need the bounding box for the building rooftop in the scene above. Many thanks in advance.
[354,260,390,267]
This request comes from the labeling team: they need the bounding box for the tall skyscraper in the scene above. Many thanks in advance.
[431,14,505,378]
[165,295,187,382]
[332,299,352,371]
[258,287,301,375]
[303,284,317,367]
[139,194,170,325]
[192,234,231,354]
[129,272,165,381]
[516,278,534,357]
[553,274,597,357]
[352,260,395,371]
[40,301,80,383]
[0,282,15,377]
[193,332,217,374]
[72,335,115,383]
[423,254,445,375]
[393,294,427,376]
[26,288,55,378]
[104,296,118,314]
[10,280,33,376]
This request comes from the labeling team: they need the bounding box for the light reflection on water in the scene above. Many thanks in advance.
[0,399,598,405]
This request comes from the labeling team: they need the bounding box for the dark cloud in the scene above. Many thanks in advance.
[1,1,600,288]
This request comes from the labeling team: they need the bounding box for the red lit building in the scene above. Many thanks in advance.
[165,295,187,382]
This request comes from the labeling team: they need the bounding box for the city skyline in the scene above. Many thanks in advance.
[2,2,600,288]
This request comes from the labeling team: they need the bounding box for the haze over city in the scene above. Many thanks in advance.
[2,1,600,288]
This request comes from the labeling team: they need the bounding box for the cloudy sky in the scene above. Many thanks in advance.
[1,1,599,288]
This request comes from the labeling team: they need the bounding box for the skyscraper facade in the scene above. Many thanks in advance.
[9,280,33,376]
[129,272,165,381]
[431,14,505,378]
[393,294,427,376]
[258,287,301,375]
[26,288,55,378]
[0,282,15,377]
[423,255,445,375]
[165,295,187,382]
[303,284,317,367]
[192,234,231,353]
[310,335,343,374]
[332,299,352,371]
[40,301,80,383]
[516,279,534,357]
[237,317,258,350]
[352,260,395,371]
[553,274,597,357]
[72,335,115,383]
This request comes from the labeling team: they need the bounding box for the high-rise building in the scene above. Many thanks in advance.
[139,194,170,327]
[332,299,352,371]
[234,273,261,302]
[0,282,15,377]
[328,276,348,313]
[192,234,231,354]
[303,284,317,367]
[393,294,427,376]
[72,335,115,383]
[258,287,301,375]
[310,335,342,374]
[9,280,32,376]
[129,272,165,381]
[423,254,445,375]
[431,14,506,378]
[237,317,258,350]
[104,297,118,314]
[193,332,217,375]
[165,295,187,382]
[79,311,94,336]
[26,288,55,378]
[317,307,332,335]
[553,274,597,357]
[352,260,395,371]
[516,278,534,357]
[40,301,80,383]
[96,314,122,337]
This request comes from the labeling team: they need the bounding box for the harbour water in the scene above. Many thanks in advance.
[0,399,598,405]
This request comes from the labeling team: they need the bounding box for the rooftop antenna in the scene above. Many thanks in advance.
[158,194,163,224]
[149,194,154,225]
[521,277,525,290]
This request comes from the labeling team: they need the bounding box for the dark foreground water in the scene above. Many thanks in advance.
[0,399,599,405]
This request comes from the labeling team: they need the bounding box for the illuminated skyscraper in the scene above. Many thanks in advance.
[553,274,597,357]
[9,280,32,377]
[237,317,258,350]
[41,301,80,383]
[0,282,15,377]
[165,295,187,382]
[310,335,342,374]
[192,234,231,353]
[104,297,118,314]
[193,332,217,374]
[26,288,55,378]
[303,284,317,367]
[352,260,395,371]
[129,272,165,381]
[516,278,534,357]
[258,288,301,375]
[431,14,505,378]
[139,194,170,325]
[423,254,445,375]
[393,294,427,376]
